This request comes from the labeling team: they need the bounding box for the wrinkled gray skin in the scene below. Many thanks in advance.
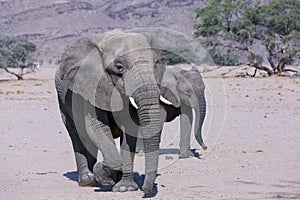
[55,30,167,194]
[161,66,207,158]
[136,66,207,158]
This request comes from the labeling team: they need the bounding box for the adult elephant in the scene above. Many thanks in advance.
[160,66,207,158]
[55,29,167,193]
[135,66,207,158]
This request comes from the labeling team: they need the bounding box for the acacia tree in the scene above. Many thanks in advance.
[0,36,37,80]
[194,0,300,76]
[260,0,300,75]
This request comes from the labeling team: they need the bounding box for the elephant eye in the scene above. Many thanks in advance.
[115,62,124,73]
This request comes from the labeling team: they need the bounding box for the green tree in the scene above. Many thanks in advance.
[260,0,300,75]
[0,36,37,80]
[161,46,197,65]
[194,0,300,76]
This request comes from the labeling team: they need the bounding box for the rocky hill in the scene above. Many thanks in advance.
[0,0,205,66]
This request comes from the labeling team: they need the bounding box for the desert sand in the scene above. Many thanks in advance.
[0,67,299,199]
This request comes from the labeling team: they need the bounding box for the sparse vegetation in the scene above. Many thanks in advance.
[162,50,186,65]
[194,0,300,77]
[162,46,196,65]
[0,36,39,80]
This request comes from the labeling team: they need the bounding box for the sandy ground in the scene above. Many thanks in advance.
[0,67,299,199]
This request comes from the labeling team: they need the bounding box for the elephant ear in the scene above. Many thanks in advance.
[59,34,123,111]
[181,67,205,107]
[160,67,181,108]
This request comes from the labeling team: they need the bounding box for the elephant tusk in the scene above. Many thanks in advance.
[129,97,138,109]
[159,95,173,105]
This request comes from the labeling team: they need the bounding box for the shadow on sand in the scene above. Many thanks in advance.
[63,171,159,198]
[159,148,201,158]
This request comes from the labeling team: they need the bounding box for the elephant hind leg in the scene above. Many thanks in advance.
[60,110,97,186]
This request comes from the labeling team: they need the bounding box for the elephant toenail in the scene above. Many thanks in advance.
[128,186,137,191]
[119,186,128,192]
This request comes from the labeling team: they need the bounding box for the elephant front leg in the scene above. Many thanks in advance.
[84,111,123,186]
[179,105,194,159]
[112,132,139,192]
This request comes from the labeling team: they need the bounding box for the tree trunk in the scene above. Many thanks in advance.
[4,68,24,80]
[277,57,286,76]
[265,44,278,73]
[248,48,273,76]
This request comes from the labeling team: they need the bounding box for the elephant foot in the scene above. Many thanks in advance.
[78,167,96,187]
[179,149,194,159]
[112,173,138,192]
[142,182,153,194]
[93,162,122,186]
[141,172,156,194]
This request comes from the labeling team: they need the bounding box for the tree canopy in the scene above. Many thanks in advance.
[0,36,37,79]
[194,0,300,76]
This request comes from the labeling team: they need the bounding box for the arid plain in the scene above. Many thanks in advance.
[0,67,299,199]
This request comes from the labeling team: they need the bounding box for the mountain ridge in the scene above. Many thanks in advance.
[0,0,205,65]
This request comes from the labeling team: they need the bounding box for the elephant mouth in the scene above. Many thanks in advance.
[129,96,172,109]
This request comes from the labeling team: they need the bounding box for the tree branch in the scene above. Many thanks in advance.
[3,67,35,80]
[217,42,248,51]
[3,68,23,80]
[283,68,298,73]
[245,63,273,76]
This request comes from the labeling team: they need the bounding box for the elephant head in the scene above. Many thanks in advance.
[58,29,165,193]
[160,66,207,150]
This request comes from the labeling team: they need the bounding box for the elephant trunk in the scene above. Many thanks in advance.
[131,73,162,194]
[121,54,163,193]
[194,90,207,150]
